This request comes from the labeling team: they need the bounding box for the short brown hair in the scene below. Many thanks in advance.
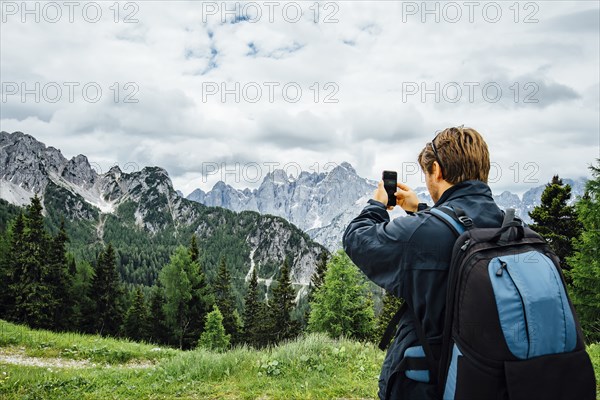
[418,126,490,184]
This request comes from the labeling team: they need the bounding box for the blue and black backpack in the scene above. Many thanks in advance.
[381,206,597,399]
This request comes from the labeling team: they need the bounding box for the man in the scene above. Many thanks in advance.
[343,126,504,400]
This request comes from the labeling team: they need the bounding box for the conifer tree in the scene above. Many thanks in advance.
[184,234,214,348]
[148,285,170,345]
[159,245,193,349]
[189,234,199,263]
[243,268,268,348]
[304,250,329,325]
[160,245,213,349]
[0,229,8,318]
[47,219,73,330]
[311,250,329,292]
[198,305,230,352]
[123,287,150,341]
[529,175,582,275]
[1,212,24,320]
[269,256,299,343]
[309,250,376,341]
[90,243,124,336]
[567,160,600,342]
[70,258,95,333]
[12,195,53,329]
[214,256,241,344]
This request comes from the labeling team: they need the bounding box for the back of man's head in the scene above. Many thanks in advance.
[418,126,490,184]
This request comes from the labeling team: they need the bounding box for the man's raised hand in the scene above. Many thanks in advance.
[394,183,419,213]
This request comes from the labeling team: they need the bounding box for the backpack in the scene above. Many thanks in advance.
[380,206,597,400]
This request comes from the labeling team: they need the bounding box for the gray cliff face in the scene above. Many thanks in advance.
[188,161,378,233]
[244,215,322,286]
[0,131,67,198]
[61,154,97,190]
[186,188,206,203]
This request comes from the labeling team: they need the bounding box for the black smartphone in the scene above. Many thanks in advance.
[382,170,397,207]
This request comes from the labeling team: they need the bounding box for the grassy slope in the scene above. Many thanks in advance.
[0,320,384,399]
[1,320,598,399]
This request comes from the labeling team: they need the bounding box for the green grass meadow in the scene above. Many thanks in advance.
[0,320,598,399]
[0,320,384,399]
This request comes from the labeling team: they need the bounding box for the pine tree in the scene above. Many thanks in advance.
[529,175,583,276]
[47,219,73,331]
[189,234,199,263]
[1,212,24,320]
[198,305,230,352]
[311,250,329,291]
[376,290,404,348]
[184,235,214,349]
[214,257,240,345]
[308,249,376,341]
[304,250,329,325]
[567,160,600,342]
[11,195,53,329]
[160,245,212,349]
[70,258,95,333]
[148,285,170,345]
[90,243,125,336]
[243,268,268,348]
[0,228,8,318]
[159,245,193,349]
[269,256,300,344]
[123,287,150,341]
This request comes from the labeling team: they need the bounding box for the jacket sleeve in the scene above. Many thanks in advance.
[342,199,424,296]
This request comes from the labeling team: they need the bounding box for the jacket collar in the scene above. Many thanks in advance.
[433,180,493,207]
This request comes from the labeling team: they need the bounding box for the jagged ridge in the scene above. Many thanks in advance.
[0,131,326,296]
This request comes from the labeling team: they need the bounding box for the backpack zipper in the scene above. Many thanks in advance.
[496,260,507,276]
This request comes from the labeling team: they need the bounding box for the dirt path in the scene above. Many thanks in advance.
[0,348,154,369]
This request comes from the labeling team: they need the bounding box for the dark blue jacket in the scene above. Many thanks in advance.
[342,180,504,400]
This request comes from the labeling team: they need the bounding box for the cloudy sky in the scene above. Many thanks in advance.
[1,1,599,196]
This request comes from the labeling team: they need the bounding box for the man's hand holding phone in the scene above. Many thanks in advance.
[373,175,419,212]
[394,182,419,212]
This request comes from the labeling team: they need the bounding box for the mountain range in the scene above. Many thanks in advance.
[0,131,326,304]
[185,163,588,251]
[1,130,588,276]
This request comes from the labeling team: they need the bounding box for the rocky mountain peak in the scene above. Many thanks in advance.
[337,161,356,174]
[107,165,122,175]
[140,166,170,178]
[187,188,206,203]
[61,154,97,189]
[265,168,290,185]
[0,131,67,197]
[212,180,229,190]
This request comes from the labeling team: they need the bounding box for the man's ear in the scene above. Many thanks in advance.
[432,161,443,181]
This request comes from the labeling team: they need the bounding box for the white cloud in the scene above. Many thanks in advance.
[1,1,598,196]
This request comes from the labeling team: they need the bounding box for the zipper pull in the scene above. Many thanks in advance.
[461,239,471,251]
[496,260,507,277]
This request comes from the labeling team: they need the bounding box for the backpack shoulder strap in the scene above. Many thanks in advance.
[429,206,473,237]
